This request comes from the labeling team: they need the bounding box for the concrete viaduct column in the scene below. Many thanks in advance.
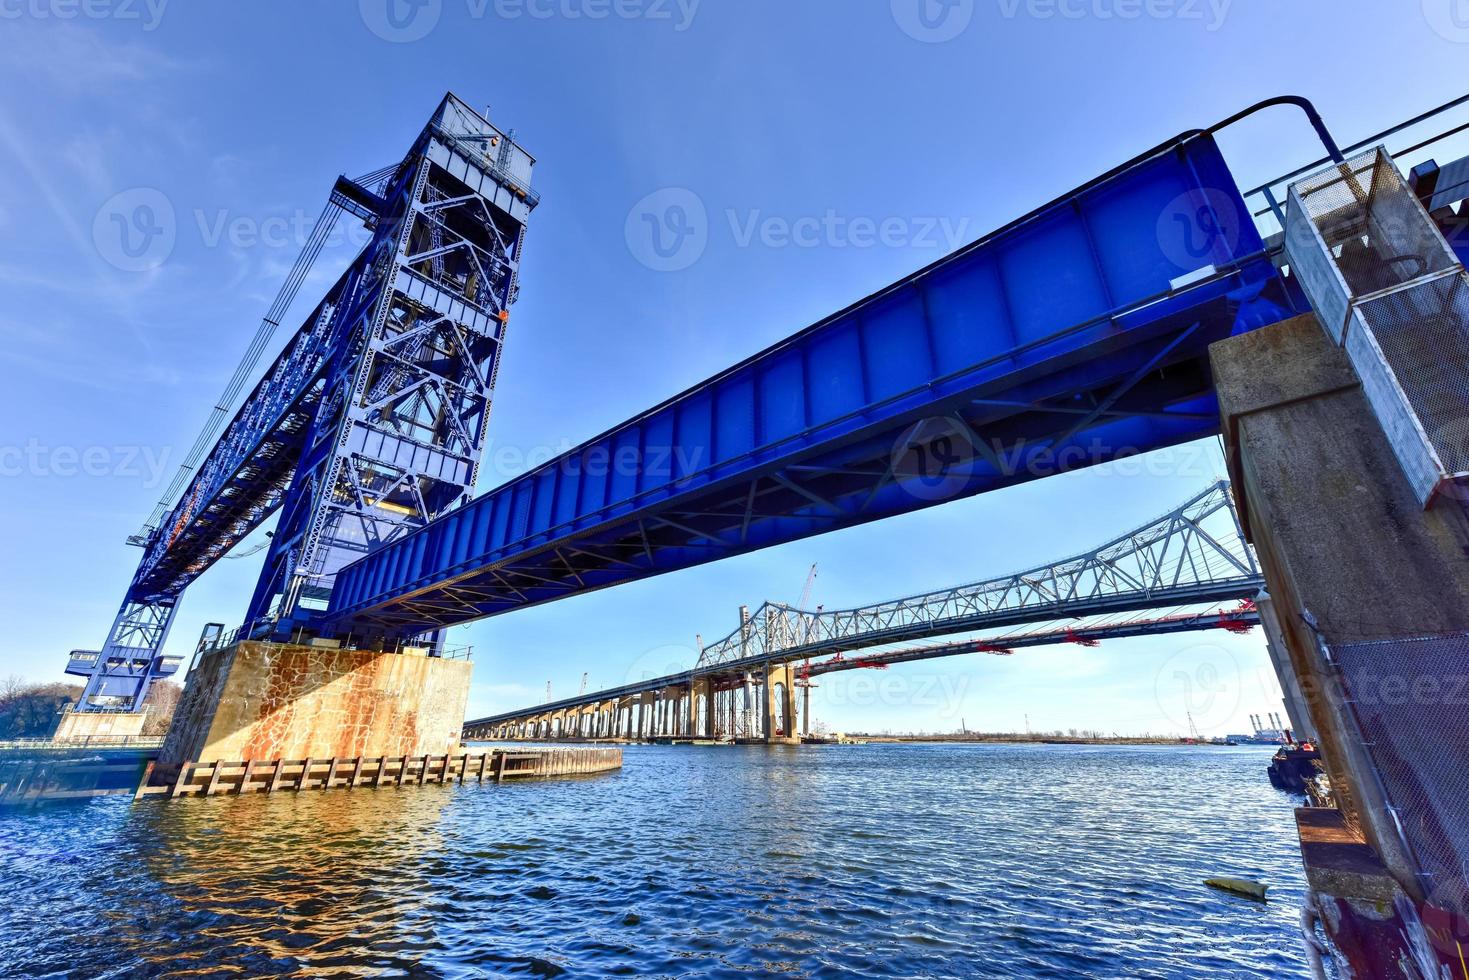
[692,677,714,740]
[1212,314,1469,912]
[763,662,799,745]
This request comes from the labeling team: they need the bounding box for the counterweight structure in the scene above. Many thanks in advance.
[66,95,538,711]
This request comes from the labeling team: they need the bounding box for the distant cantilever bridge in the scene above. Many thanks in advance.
[465,480,1264,743]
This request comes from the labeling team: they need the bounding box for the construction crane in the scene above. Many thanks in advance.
[794,564,817,737]
[796,563,818,611]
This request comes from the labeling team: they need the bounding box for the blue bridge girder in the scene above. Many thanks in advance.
[462,480,1263,730]
[325,128,1302,639]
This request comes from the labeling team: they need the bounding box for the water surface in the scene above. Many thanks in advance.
[0,742,1312,978]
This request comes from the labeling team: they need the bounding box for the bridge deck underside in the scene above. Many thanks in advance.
[327,132,1298,639]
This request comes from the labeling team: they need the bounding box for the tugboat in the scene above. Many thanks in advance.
[1267,736,1322,792]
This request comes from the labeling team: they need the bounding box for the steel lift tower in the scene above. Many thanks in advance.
[64,94,538,712]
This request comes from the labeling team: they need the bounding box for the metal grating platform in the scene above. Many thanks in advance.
[1285,146,1469,506]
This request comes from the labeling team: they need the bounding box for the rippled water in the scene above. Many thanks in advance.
[0,743,1313,978]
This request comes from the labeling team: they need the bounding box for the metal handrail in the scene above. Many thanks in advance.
[1243,92,1469,236]
[0,735,164,750]
[194,618,474,662]
[431,125,542,208]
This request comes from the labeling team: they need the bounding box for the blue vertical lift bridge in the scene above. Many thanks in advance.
[67,95,537,709]
[64,93,1469,711]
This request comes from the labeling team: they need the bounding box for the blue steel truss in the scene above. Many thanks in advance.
[242,98,536,636]
[70,95,539,710]
[326,129,1302,639]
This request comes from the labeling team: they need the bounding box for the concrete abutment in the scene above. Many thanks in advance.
[1212,313,1469,975]
[161,641,472,765]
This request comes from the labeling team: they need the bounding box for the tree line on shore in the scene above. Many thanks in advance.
[0,676,181,739]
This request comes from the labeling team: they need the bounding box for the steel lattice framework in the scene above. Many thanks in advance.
[242,100,536,634]
[68,95,539,710]
[696,479,1256,667]
[464,481,1264,729]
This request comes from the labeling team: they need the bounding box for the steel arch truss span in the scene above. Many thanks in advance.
[329,131,1299,639]
[74,95,539,710]
[463,481,1262,732]
[695,480,1257,667]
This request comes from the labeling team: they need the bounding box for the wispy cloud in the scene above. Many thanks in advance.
[0,25,190,93]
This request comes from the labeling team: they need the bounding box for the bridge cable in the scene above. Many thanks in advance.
[136,165,398,539]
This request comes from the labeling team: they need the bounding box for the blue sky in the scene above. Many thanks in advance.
[0,1,1465,736]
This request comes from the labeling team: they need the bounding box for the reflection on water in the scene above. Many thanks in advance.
[0,744,1311,978]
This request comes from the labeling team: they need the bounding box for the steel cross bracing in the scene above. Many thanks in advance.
[71,94,538,710]
[695,480,1256,667]
[326,126,1305,640]
[243,96,536,635]
[461,481,1263,730]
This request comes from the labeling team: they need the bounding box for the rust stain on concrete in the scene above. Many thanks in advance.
[161,642,471,764]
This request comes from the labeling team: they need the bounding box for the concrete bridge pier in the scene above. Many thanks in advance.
[763,662,798,745]
[1212,312,1469,975]
[693,678,714,740]
[161,641,471,765]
